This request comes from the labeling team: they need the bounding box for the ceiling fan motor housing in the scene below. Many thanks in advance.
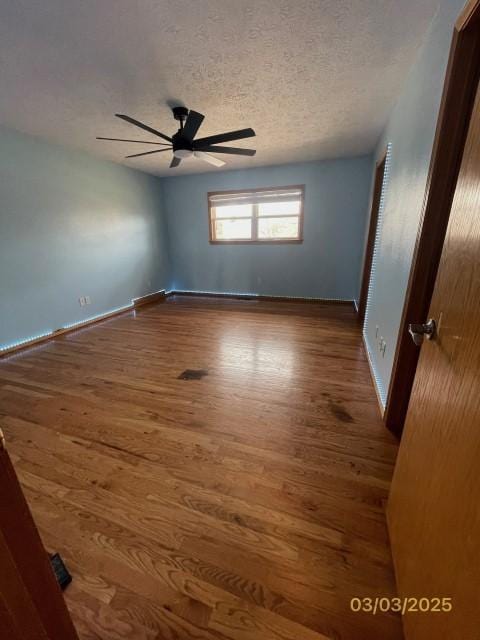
[172,106,189,122]
[172,130,194,158]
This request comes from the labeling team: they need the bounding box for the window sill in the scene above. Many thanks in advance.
[209,239,303,245]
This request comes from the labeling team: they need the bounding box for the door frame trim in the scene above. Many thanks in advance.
[0,445,79,639]
[384,0,480,437]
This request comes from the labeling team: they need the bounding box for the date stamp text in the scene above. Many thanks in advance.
[350,597,452,615]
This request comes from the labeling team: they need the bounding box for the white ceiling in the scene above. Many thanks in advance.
[0,0,440,176]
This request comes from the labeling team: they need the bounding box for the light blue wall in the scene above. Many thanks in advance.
[0,125,170,348]
[0,130,373,350]
[364,0,466,405]
[162,157,373,299]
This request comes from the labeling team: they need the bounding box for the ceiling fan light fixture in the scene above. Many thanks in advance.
[98,108,256,168]
[173,148,193,159]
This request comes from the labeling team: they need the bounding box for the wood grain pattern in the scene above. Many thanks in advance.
[0,446,79,640]
[0,296,402,639]
[0,305,133,358]
[456,0,480,29]
[388,81,480,639]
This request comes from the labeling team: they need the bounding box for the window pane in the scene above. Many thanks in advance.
[257,216,299,239]
[215,218,252,240]
[258,200,301,216]
[213,204,252,219]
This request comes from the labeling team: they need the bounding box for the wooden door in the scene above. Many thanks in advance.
[0,434,79,640]
[387,80,480,639]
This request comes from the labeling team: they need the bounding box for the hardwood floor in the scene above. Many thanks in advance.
[0,296,403,640]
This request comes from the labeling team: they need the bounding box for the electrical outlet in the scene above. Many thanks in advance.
[380,339,387,357]
[85,296,91,305]
[78,296,85,307]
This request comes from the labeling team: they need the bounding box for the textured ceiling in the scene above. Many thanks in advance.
[0,0,440,176]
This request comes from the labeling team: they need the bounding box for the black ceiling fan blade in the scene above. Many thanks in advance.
[182,110,205,141]
[199,146,256,156]
[194,127,255,148]
[170,156,181,168]
[125,148,172,159]
[97,137,170,145]
[115,114,172,142]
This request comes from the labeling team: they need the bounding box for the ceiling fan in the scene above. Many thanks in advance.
[97,106,256,168]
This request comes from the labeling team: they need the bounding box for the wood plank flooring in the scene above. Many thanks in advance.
[0,296,403,640]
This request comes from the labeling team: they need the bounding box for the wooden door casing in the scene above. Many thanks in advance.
[0,443,79,640]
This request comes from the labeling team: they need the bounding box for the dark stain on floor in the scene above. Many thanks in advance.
[178,369,209,380]
[328,399,354,423]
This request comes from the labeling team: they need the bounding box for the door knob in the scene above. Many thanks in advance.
[408,319,436,346]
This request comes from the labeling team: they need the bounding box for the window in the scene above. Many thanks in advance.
[208,185,304,243]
